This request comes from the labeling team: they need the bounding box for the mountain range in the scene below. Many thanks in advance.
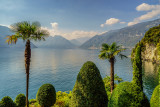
[0,18,160,49]
[80,18,160,49]
[70,39,82,46]
[32,35,76,49]
[0,26,75,49]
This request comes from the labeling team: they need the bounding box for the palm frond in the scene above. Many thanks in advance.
[32,28,49,41]
[101,43,109,50]
[110,42,117,50]
[118,53,128,59]
[99,52,106,59]
[9,21,49,42]
[99,42,127,60]
[5,35,18,45]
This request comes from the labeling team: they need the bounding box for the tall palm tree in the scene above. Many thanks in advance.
[6,21,49,107]
[99,42,127,93]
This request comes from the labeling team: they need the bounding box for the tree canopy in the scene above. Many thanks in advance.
[6,21,49,44]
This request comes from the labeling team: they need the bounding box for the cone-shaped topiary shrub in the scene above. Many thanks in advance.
[70,61,108,107]
[108,82,150,107]
[0,96,15,107]
[36,84,56,107]
[150,85,159,107]
[15,94,26,107]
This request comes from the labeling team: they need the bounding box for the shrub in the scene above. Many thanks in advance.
[132,44,143,90]
[150,85,160,107]
[55,91,72,107]
[70,61,108,107]
[108,82,150,107]
[0,96,15,107]
[103,74,123,99]
[103,74,123,92]
[14,94,26,107]
[29,99,37,104]
[29,99,39,107]
[36,83,56,107]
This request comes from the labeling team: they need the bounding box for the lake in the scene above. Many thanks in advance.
[0,48,159,101]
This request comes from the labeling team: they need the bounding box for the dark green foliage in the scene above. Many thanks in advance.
[103,74,123,100]
[108,82,150,107]
[55,91,72,107]
[159,66,160,85]
[150,85,160,107]
[132,44,143,90]
[0,96,15,107]
[36,84,56,107]
[15,94,26,107]
[103,74,123,92]
[70,61,108,107]
[141,24,160,45]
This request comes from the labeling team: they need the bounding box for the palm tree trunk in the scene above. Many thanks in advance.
[110,58,114,93]
[25,40,31,107]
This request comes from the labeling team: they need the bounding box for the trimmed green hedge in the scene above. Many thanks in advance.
[36,83,56,107]
[150,85,160,107]
[108,82,150,107]
[15,94,26,107]
[70,61,108,107]
[132,44,143,90]
[0,96,15,107]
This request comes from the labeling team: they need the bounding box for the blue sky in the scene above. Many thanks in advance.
[0,0,160,39]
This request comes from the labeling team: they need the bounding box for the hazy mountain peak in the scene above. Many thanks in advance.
[33,35,76,49]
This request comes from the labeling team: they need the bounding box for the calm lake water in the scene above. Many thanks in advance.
[0,48,159,101]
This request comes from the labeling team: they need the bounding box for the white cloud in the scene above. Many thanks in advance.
[100,18,125,27]
[100,24,104,27]
[137,9,160,20]
[62,30,98,40]
[128,3,160,26]
[128,21,138,26]
[43,23,98,40]
[50,22,58,29]
[136,3,160,11]
[0,24,10,28]
[105,18,120,25]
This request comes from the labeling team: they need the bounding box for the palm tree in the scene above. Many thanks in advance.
[99,42,127,93]
[6,21,49,107]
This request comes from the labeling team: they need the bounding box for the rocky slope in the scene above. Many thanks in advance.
[141,44,159,63]
[132,25,160,63]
